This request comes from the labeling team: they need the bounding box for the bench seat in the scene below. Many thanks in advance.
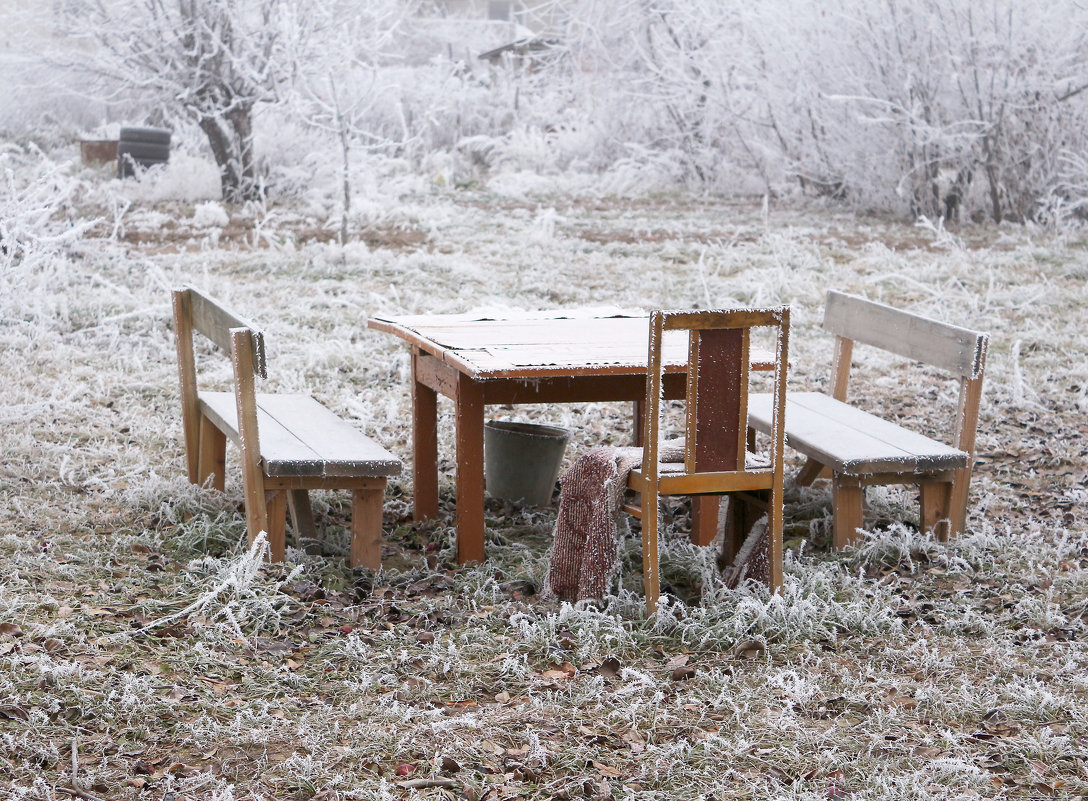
[199,391,401,478]
[748,392,968,477]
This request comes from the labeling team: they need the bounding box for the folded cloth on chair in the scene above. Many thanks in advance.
[547,442,773,601]
[547,441,683,601]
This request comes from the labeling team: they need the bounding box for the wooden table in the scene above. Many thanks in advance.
[368,310,775,563]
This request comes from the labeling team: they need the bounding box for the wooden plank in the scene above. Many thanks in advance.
[662,307,784,331]
[256,395,402,477]
[263,476,387,490]
[824,291,987,379]
[920,480,953,540]
[186,288,266,378]
[370,312,775,379]
[689,327,746,473]
[412,351,441,522]
[658,470,774,495]
[197,414,226,491]
[265,490,287,562]
[479,373,685,405]
[231,328,270,550]
[455,373,486,564]
[748,392,969,475]
[198,392,242,443]
[832,482,865,549]
[200,392,400,478]
[690,496,720,547]
[172,289,201,483]
[200,392,322,477]
[351,485,385,570]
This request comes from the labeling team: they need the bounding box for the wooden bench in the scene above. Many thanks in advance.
[172,286,401,567]
[748,290,988,549]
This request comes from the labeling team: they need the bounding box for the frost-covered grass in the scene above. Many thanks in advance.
[1,143,1087,799]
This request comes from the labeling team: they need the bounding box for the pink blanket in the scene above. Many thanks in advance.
[547,443,770,601]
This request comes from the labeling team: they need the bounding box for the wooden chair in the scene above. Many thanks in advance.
[172,287,401,566]
[624,307,790,614]
[748,290,988,548]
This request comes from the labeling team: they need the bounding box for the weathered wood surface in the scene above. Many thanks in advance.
[824,290,988,379]
[748,391,969,475]
[630,307,790,613]
[187,288,267,378]
[369,312,776,378]
[199,391,401,478]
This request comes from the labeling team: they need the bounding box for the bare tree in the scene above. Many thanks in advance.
[62,0,330,202]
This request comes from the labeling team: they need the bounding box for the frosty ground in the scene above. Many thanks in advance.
[2,152,1087,800]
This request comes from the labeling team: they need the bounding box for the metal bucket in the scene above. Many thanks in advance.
[484,420,571,506]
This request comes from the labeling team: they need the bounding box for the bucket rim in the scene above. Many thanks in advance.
[485,419,571,441]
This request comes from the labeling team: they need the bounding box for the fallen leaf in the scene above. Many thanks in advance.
[0,705,29,721]
[394,763,416,776]
[671,665,696,681]
[0,623,22,637]
[736,640,765,659]
[598,657,622,677]
[593,762,625,778]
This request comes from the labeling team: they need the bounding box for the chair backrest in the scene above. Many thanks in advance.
[821,290,988,453]
[171,286,266,482]
[641,307,790,491]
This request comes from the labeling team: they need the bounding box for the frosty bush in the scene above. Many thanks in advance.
[4,0,1087,220]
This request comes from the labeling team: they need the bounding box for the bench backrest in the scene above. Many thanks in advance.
[821,289,989,456]
[172,286,267,483]
[824,290,987,380]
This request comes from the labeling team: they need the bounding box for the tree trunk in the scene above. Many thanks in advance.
[199,116,246,203]
[227,104,259,202]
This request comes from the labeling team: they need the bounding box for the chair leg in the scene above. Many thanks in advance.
[350,482,386,571]
[287,490,319,553]
[832,478,864,550]
[197,416,227,491]
[642,491,661,616]
[920,480,954,541]
[768,485,784,593]
[265,490,287,562]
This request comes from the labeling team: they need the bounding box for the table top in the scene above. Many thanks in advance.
[368,309,776,380]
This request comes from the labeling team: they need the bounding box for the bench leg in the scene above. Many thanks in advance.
[796,457,830,487]
[832,478,864,550]
[265,490,287,563]
[920,480,953,541]
[350,482,386,571]
[197,416,227,492]
[287,490,319,553]
[947,467,972,538]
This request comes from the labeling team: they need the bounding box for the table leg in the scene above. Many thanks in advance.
[455,373,486,564]
[632,399,644,447]
[412,350,440,522]
[691,496,720,546]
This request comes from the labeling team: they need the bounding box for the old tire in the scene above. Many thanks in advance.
[117,141,170,162]
[119,126,171,146]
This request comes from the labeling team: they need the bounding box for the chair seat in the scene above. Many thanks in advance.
[748,392,968,476]
[199,391,402,478]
